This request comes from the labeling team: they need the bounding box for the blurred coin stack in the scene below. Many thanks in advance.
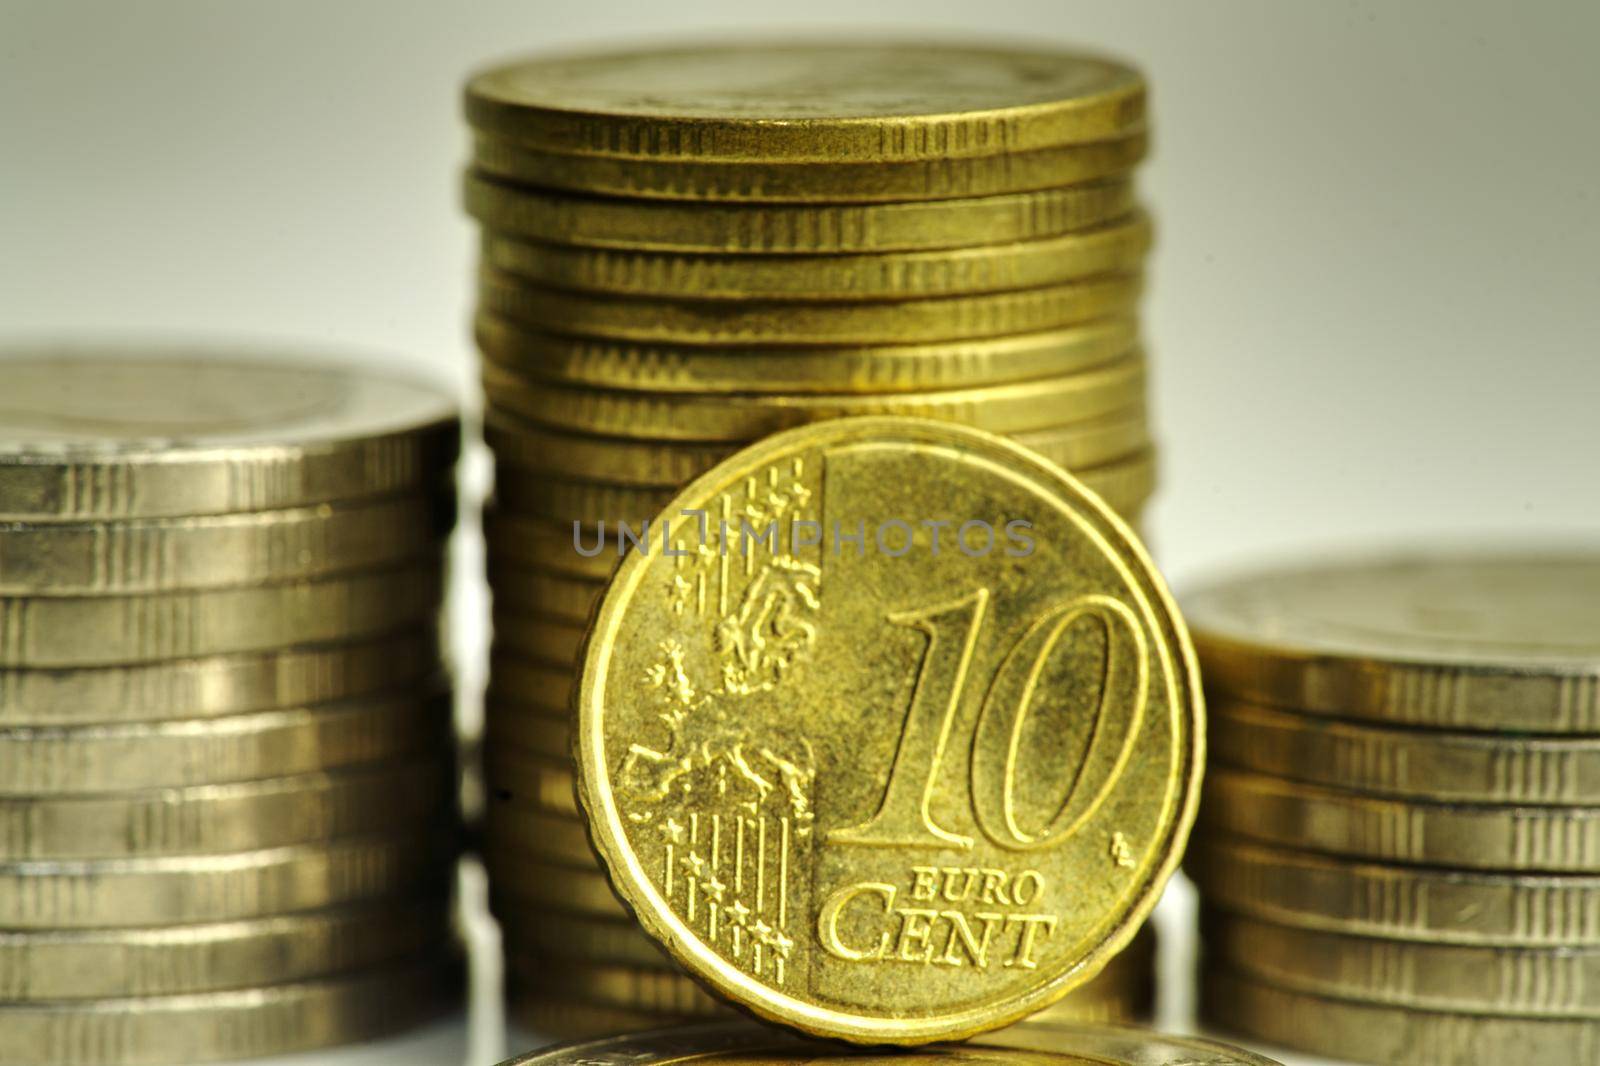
[1186,553,1600,1065]
[0,353,463,1064]
[461,41,1162,1034]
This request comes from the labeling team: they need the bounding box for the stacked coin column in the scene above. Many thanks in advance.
[461,42,1162,1034]
[1185,554,1600,1065]
[0,355,464,1065]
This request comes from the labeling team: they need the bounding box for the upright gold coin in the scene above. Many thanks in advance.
[475,315,1139,395]
[492,1018,1281,1066]
[479,217,1151,299]
[479,268,1141,345]
[465,172,1134,254]
[573,417,1201,1043]
[1185,551,1600,732]
[464,42,1144,161]
[0,351,457,520]
[472,130,1148,203]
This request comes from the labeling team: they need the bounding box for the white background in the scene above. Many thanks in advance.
[4,3,1599,1064]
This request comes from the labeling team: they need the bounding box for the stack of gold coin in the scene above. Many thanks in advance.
[1186,552,1600,1065]
[461,40,1164,1033]
[0,352,464,1064]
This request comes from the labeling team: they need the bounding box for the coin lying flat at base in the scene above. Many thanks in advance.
[0,352,458,520]
[1202,966,1600,1066]
[1184,552,1600,732]
[494,1019,1281,1066]
[0,956,458,1066]
[574,417,1201,1043]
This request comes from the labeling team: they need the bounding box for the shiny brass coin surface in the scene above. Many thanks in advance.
[1185,551,1600,733]
[574,417,1201,1043]
[1188,834,1600,946]
[0,565,443,667]
[0,759,451,860]
[489,564,601,623]
[0,492,453,594]
[490,857,629,918]
[487,655,573,712]
[511,957,727,1016]
[464,42,1144,160]
[488,409,1151,488]
[481,217,1149,300]
[499,911,668,968]
[481,269,1141,345]
[497,450,1154,532]
[0,629,442,724]
[483,356,1145,441]
[507,994,706,1039]
[0,689,450,793]
[486,804,595,867]
[1203,966,1600,1066]
[0,832,455,928]
[493,608,586,666]
[465,172,1135,254]
[1212,699,1600,804]
[0,956,457,1066]
[473,131,1148,203]
[487,744,580,817]
[0,352,457,520]
[493,1018,1283,1066]
[476,315,1138,395]
[0,898,449,1000]
[1204,767,1600,872]
[1203,906,1600,1016]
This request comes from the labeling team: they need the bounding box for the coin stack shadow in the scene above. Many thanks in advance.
[0,354,464,1065]
[1185,554,1600,1065]
[462,42,1162,1036]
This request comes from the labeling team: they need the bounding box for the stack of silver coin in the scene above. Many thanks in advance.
[0,352,464,1064]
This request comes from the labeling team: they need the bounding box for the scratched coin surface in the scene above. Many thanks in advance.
[493,1018,1280,1066]
[1185,551,1600,732]
[573,417,1201,1043]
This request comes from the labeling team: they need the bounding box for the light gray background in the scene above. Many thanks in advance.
[3,3,1598,1065]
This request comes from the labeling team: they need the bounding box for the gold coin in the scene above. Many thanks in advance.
[507,994,702,1039]
[1212,699,1600,804]
[483,356,1146,441]
[487,654,573,712]
[510,957,726,1016]
[0,898,449,1000]
[496,451,1154,531]
[486,804,595,867]
[1204,767,1600,872]
[493,608,586,666]
[0,493,453,595]
[487,744,579,818]
[0,689,451,793]
[490,564,601,624]
[1185,551,1600,732]
[0,759,452,860]
[1025,927,1153,1027]
[480,216,1150,300]
[486,511,618,581]
[496,1017,1283,1066]
[0,956,457,1066]
[485,701,571,758]
[573,417,1201,1043]
[1203,906,1600,1016]
[472,130,1147,204]
[0,831,456,928]
[490,857,629,919]
[465,172,1136,254]
[480,268,1141,346]
[488,407,1149,488]
[1203,966,1600,1066]
[1187,834,1600,946]
[499,912,669,969]
[464,42,1144,161]
[476,315,1139,395]
[0,352,457,520]
[0,565,443,668]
